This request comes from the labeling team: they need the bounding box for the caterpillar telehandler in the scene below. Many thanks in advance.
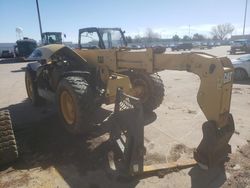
[22,27,235,174]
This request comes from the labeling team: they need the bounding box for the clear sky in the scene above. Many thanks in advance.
[0,0,249,42]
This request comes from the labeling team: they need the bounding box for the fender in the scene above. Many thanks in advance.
[26,62,41,79]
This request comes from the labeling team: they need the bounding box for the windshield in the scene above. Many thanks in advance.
[234,40,247,44]
[100,29,126,48]
[42,33,62,45]
[237,55,250,61]
[80,31,100,49]
[28,48,42,60]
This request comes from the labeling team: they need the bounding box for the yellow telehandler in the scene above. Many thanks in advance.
[22,27,234,175]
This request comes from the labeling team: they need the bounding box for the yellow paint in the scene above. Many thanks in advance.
[75,47,233,128]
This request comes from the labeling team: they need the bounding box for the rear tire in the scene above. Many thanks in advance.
[25,69,44,106]
[234,68,248,81]
[56,76,95,135]
[128,72,165,112]
[0,110,18,166]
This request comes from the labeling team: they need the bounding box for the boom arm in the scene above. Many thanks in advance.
[76,48,234,128]
[116,49,234,128]
[153,52,234,128]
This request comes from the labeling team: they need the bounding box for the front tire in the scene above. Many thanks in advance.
[56,76,95,135]
[234,68,248,81]
[25,69,44,106]
[128,72,165,112]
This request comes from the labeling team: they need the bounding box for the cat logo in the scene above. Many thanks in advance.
[97,56,104,64]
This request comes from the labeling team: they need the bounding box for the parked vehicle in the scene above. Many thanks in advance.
[207,42,214,49]
[1,50,14,58]
[231,54,250,80]
[192,42,201,48]
[199,42,213,49]
[171,43,192,51]
[14,38,37,58]
[230,39,250,54]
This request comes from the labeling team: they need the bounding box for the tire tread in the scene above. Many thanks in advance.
[0,110,18,165]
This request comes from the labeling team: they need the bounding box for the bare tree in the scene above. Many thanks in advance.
[172,34,180,41]
[193,33,206,41]
[134,34,142,43]
[183,35,191,41]
[125,36,133,43]
[211,23,234,40]
[144,28,161,43]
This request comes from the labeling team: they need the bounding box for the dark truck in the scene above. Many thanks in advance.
[230,39,250,54]
[14,38,37,58]
[171,42,193,51]
[1,50,14,58]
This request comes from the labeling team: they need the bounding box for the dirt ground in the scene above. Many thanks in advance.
[0,46,250,188]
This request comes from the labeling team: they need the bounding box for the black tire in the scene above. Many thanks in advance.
[56,76,95,135]
[0,110,18,166]
[128,72,165,112]
[234,68,248,81]
[25,69,44,106]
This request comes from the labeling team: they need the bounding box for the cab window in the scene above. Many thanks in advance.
[80,32,100,49]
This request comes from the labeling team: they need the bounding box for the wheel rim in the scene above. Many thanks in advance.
[132,78,149,103]
[235,69,246,80]
[26,74,33,100]
[60,90,76,125]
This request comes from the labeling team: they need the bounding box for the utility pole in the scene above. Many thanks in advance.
[36,0,43,41]
[189,24,191,38]
[243,0,248,35]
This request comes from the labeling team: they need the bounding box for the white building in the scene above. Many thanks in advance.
[0,43,15,55]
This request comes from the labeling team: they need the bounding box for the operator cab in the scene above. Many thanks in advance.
[42,32,62,45]
[78,27,127,49]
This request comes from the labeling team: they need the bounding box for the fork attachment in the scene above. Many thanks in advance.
[194,114,235,168]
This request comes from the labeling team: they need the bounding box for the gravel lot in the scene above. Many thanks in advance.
[0,46,249,188]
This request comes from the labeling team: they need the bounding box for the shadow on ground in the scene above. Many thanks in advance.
[0,100,156,188]
[0,58,26,64]
[0,100,227,187]
[189,165,226,188]
[234,78,250,85]
[11,67,26,73]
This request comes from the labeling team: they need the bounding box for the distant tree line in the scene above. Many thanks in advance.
[126,23,235,43]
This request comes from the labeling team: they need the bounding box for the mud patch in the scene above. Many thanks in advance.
[0,171,31,187]
[167,144,194,162]
[144,152,166,165]
[168,105,181,110]
[182,108,197,114]
[222,143,250,188]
